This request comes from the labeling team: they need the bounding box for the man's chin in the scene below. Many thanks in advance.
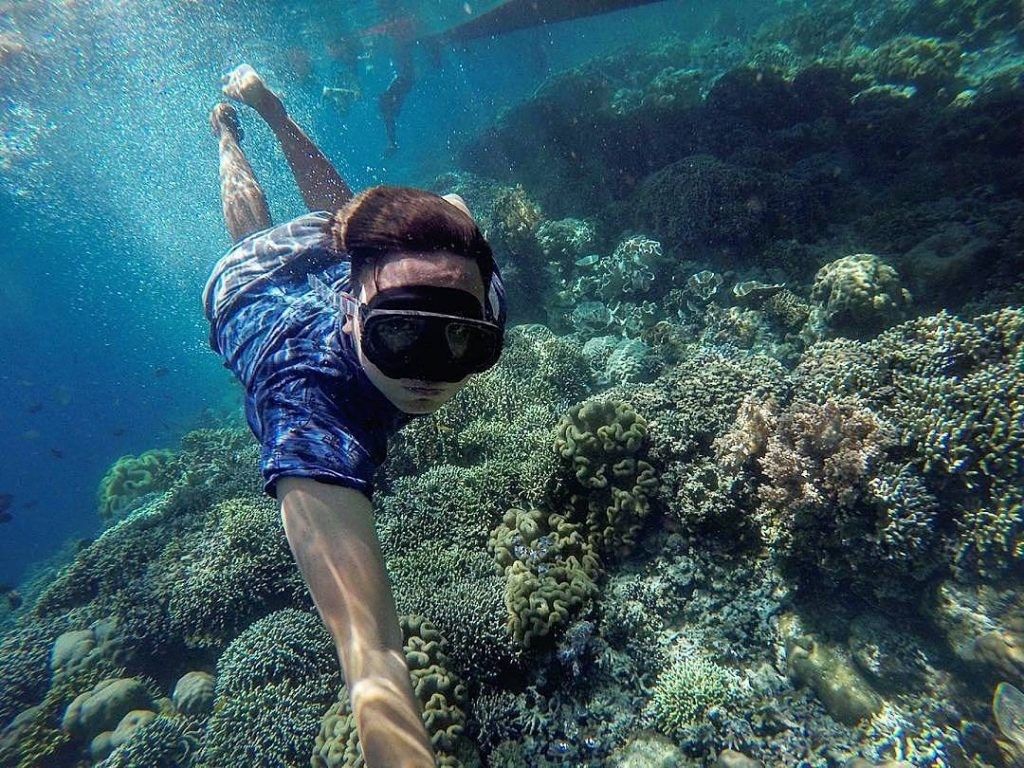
[394,394,447,415]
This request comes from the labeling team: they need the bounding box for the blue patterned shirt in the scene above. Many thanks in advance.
[202,212,408,497]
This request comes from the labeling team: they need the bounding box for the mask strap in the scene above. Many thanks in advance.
[308,273,360,316]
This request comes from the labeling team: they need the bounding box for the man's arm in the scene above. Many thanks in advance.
[277,477,435,768]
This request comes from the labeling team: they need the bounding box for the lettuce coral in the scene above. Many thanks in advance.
[489,507,600,647]
[97,449,176,523]
[553,398,659,558]
[311,615,474,768]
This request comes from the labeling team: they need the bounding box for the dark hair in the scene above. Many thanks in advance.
[328,186,495,290]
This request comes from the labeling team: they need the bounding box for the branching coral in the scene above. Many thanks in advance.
[198,609,339,767]
[868,35,964,95]
[646,646,742,738]
[751,397,945,598]
[758,397,892,514]
[793,309,1024,579]
[160,494,305,650]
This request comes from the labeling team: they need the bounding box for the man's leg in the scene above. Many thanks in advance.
[212,103,272,242]
[223,65,353,214]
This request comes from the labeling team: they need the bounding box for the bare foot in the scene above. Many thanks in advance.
[210,102,241,140]
[221,64,283,119]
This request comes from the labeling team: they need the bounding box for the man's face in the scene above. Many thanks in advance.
[342,250,486,415]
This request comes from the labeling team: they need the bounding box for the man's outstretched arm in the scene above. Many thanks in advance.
[277,477,435,768]
[222,65,353,213]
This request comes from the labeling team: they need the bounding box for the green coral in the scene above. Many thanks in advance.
[647,650,742,737]
[488,507,600,647]
[97,714,199,768]
[198,609,338,767]
[97,449,176,523]
[376,326,596,664]
[311,615,475,768]
[553,398,659,558]
[161,494,305,649]
[388,547,516,680]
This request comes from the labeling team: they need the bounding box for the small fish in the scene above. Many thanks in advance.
[50,448,64,459]
[0,493,11,512]
[0,510,11,524]
[20,499,37,510]
[112,428,126,437]
[574,254,600,267]
[53,385,72,406]
[4,590,21,610]
[26,401,42,413]
[154,366,170,378]
[21,429,40,440]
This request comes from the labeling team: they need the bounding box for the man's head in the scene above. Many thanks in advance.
[329,186,504,414]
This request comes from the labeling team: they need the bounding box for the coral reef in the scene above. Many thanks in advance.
[5,2,1024,766]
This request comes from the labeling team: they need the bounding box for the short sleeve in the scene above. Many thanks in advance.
[258,378,379,499]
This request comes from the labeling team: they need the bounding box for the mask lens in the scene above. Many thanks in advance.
[378,316,423,354]
[362,313,501,381]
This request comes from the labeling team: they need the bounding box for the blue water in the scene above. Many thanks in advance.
[0,0,732,587]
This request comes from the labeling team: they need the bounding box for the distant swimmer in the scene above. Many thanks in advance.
[207,64,506,768]
[370,0,670,150]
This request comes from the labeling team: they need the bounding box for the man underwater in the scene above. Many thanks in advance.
[205,64,507,767]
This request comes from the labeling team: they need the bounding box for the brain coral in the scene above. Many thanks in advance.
[806,253,911,340]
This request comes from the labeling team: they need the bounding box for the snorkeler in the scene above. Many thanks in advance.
[205,64,506,768]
